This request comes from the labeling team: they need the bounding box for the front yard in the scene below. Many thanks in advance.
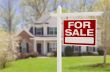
[0,56,110,72]
[63,56,110,72]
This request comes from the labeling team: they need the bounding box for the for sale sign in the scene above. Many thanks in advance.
[64,20,96,45]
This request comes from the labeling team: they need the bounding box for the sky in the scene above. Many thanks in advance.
[0,0,96,14]
[0,0,97,31]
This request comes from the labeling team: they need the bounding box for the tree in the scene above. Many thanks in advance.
[20,0,49,36]
[93,0,110,64]
[0,0,19,32]
[0,28,18,69]
[100,0,110,64]
[60,0,97,12]
[21,0,49,23]
[0,0,19,61]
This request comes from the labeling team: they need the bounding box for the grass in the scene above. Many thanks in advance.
[0,57,57,72]
[0,56,110,72]
[63,56,110,72]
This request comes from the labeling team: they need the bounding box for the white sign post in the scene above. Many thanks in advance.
[57,6,62,72]
[51,5,103,72]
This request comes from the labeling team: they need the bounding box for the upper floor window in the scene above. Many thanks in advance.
[35,27,43,35]
[47,27,57,35]
[29,27,43,36]
[29,27,34,35]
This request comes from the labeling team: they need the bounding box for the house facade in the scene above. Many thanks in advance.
[17,14,101,57]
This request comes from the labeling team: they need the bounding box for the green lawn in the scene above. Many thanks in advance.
[0,56,110,72]
[0,57,57,72]
[63,56,110,72]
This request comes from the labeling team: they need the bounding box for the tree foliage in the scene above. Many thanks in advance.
[0,0,20,32]
[21,0,49,23]
[93,0,110,54]
[0,29,18,69]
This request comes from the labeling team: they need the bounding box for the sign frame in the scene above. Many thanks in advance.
[63,19,97,46]
[50,5,103,72]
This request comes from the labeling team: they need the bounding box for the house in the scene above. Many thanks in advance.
[17,13,101,57]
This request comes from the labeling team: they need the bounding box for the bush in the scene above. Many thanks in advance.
[19,53,30,59]
[47,52,54,57]
[98,49,104,55]
[29,52,38,57]
[52,50,57,57]
[92,52,98,56]
[80,52,98,56]
[87,52,93,55]
[0,49,9,69]
[65,46,73,56]
[18,52,38,59]
[0,48,17,69]
[0,29,18,69]
[19,53,28,59]
[47,51,57,57]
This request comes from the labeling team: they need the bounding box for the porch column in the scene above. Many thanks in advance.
[43,26,47,36]
[43,40,47,55]
[33,39,37,52]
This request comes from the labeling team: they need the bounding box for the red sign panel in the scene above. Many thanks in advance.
[64,20,96,45]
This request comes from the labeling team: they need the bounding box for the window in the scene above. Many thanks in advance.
[29,27,34,35]
[29,27,43,35]
[20,41,29,53]
[86,46,95,52]
[73,46,81,52]
[47,42,57,52]
[47,27,57,35]
[86,46,89,52]
[35,27,43,35]
[93,47,96,52]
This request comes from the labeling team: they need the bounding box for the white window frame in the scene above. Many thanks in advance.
[74,46,80,52]
[48,27,57,36]
[49,42,57,51]
[87,46,95,52]
[21,40,27,53]
[35,27,43,36]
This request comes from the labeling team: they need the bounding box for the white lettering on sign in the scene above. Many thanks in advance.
[64,20,96,45]
[65,21,94,37]
[68,21,91,29]
[65,29,94,36]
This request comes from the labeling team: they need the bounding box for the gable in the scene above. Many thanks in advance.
[18,30,33,40]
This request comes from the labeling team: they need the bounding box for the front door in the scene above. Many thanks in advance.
[37,43,42,55]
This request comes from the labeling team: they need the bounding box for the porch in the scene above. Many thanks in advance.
[30,37,57,56]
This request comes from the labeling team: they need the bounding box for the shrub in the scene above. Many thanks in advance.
[98,49,104,55]
[18,52,38,59]
[47,51,57,57]
[19,53,29,59]
[47,48,57,57]
[80,52,98,56]
[52,50,57,57]
[47,52,54,57]
[65,46,73,56]
[92,52,98,56]
[29,52,38,57]
[0,49,9,69]
[0,30,18,69]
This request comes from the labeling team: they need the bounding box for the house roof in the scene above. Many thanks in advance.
[16,12,102,37]
[16,28,33,37]
[16,13,52,37]
[34,22,49,25]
